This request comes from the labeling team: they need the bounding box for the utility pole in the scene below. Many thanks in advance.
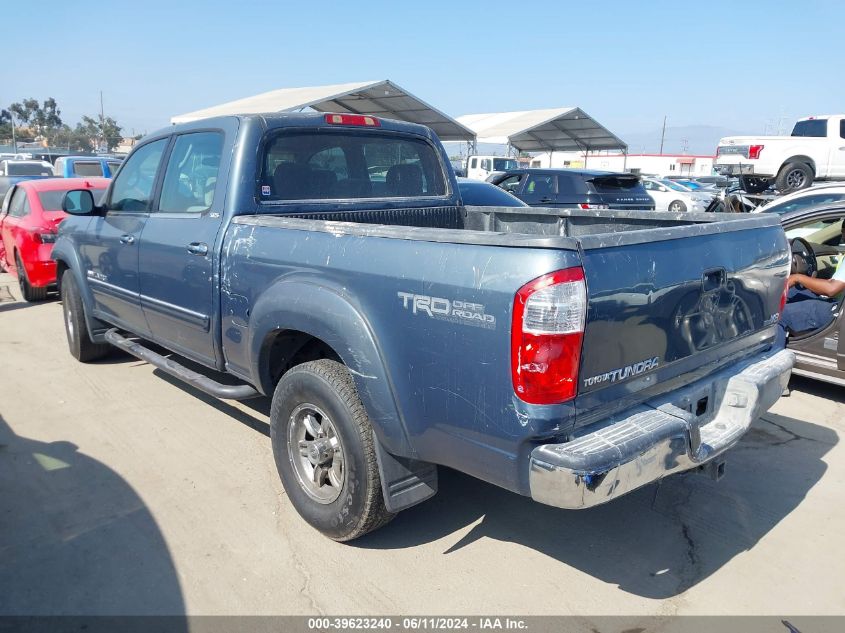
[659,115,667,155]
[99,90,105,152]
[11,114,17,153]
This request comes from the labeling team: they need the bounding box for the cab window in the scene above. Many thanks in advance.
[159,132,224,213]
[109,139,168,212]
[7,188,28,218]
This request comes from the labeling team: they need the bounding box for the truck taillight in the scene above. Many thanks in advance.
[325,114,381,127]
[748,144,764,159]
[779,276,789,315]
[511,267,586,404]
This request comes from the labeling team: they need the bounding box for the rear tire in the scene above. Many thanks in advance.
[668,199,687,213]
[270,359,394,541]
[16,254,47,302]
[61,270,111,362]
[776,162,813,193]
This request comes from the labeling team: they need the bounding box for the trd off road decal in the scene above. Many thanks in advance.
[397,292,496,329]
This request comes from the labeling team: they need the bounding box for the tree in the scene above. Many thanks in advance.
[78,114,123,151]
[30,97,62,138]
[9,98,39,125]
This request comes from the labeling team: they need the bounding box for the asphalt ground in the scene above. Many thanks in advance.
[1,272,843,616]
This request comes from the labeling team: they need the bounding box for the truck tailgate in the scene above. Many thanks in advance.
[574,216,789,420]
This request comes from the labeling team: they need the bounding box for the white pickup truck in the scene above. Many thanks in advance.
[715,115,845,193]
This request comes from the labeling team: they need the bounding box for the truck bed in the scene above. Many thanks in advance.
[225,206,788,495]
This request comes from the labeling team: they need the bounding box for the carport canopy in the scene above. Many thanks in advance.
[171,80,476,142]
[457,107,627,153]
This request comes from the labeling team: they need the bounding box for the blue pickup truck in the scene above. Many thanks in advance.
[54,112,794,541]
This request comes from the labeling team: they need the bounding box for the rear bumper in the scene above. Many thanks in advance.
[529,348,794,509]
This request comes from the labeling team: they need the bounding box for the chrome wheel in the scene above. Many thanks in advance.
[785,169,807,189]
[287,403,345,504]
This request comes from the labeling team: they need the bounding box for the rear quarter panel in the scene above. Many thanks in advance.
[221,221,581,494]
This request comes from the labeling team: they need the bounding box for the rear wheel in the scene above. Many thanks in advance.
[270,359,394,541]
[668,199,687,213]
[776,162,813,193]
[61,270,111,362]
[16,253,47,302]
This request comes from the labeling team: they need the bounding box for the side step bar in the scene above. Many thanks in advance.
[105,329,260,401]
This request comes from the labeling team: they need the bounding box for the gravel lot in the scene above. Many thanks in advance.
[1,272,843,616]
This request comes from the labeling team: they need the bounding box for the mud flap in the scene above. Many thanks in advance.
[373,434,438,513]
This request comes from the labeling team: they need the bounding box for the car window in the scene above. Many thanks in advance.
[497,175,522,193]
[766,193,845,214]
[73,161,104,177]
[524,174,556,197]
[261,131,447,201]
[38,188,107,211]
[6,162,51,176]
[791,119,828,137]
[107,161,123,176]
[470,158,477,169]
[493,158,518,171]
[7,188,28,218]
[159,132,224,213]
[109,139,168,212]
[785,216,844,243]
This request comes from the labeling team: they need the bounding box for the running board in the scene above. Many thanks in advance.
[105,329,261,400]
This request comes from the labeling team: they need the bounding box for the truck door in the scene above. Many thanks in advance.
[76,137,169,335]
[137,130,226,367]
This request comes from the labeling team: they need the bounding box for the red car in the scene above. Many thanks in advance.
[0,178,109,301]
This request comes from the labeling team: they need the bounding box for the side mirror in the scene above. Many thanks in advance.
[62,189,98,215]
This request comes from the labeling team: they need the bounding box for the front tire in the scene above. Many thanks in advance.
[61,271,111,362]
[270,359,393,541]
[16,254,47,302]
[776,162,813,192]
[668,199,687,213]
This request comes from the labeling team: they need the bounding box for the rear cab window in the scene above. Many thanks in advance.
[791,119,828,137]
[72,161,104,177]
[259,130,448,202]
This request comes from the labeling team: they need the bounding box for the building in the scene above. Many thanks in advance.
[527,151,715,177]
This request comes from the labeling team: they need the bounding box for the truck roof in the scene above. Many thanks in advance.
[153,112,441,142]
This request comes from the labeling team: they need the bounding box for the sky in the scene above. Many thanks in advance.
[3,0,844,151]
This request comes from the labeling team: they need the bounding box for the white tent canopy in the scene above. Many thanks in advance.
[171,80,475,142]
[457,107,627,153]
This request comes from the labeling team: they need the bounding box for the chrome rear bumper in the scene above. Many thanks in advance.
[529,349,794,509]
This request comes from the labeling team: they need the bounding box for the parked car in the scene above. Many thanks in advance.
[779,204,845,386]
[756,183,845,215]
[488,168,655,210]
[53,155,123,179]
[54,112,792,542]
[0,177,109,300]
[457,177,526,207]
[716,115,845,193]
[0,160,54,205]
[641,177,715,212]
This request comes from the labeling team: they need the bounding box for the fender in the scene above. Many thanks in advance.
[51,236,107,343]
[247,277,412,457]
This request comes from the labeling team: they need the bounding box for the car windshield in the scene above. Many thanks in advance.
[6,162,51,176]
[493,158,517,171]
[37,188,106,211]
[661,179,690,192]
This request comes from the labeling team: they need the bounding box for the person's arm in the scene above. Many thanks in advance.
[789,273,845,296]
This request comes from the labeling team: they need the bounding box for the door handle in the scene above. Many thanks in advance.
[119,234,135,245]
[540,197,553,203]
[187,242,209,256]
